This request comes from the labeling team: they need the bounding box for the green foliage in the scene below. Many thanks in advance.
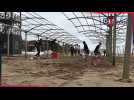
[49,41,62,52]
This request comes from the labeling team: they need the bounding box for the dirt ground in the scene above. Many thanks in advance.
[1,55,134,87]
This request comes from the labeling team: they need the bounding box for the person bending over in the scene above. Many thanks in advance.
[94,42,102,56]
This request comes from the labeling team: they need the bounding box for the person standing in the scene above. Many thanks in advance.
[83,41,89,60]
[78,45,80,56]
[35,39,42,57]
[70,45,74,56]
[74,45,77,56]
[103,49,106,56]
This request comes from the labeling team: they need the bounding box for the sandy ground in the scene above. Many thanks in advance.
[1,55,134,87]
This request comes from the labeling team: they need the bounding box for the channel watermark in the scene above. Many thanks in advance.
[94,12,130,27]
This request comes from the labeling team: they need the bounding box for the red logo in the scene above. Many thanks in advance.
[108,16,114,27]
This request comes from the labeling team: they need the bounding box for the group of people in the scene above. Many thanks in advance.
[82,41,103,59]
[70,45,80,56]
[34,38,104,58]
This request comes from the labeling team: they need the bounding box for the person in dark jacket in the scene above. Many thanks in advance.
[35,39,42,57]
[74,45,77,56]
[78,45,80,56]
[83,41,89,60]
[70,46,74,56]
[94,42,102,56]
[103,49,106,56]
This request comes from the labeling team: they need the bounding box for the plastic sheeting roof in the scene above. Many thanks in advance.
[19,12,83,45]
[13,12,128,45]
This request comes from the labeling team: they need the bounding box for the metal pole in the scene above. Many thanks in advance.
[46,37,48,57]
[109,25,113,63]
[63,42,65,56]
[20,12,22,36]
[123,46,125,55]
[117,47,120,56]
[25,32,28,58]
[107,14,113,63]
[132,48,134,56]
[0,48,2,85]
[11,12,13,55]
[19,12,22,55]
[112,14,117,66]
[37,35,40,41]
[4,12,9,57]
[122,14,132,80]
[7,27,10,57]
